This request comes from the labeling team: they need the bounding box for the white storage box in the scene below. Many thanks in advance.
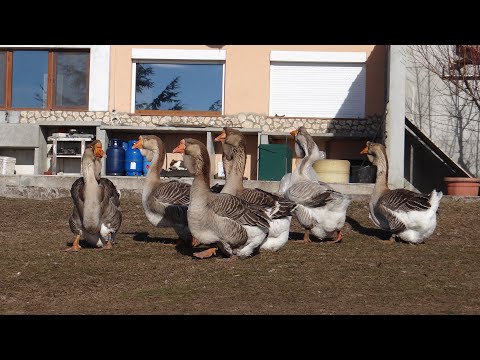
[0,156,16,175]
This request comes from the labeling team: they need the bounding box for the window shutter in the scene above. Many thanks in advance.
[269,62,366,118]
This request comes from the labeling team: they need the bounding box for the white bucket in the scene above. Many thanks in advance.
[0,156,16,175]
[313,159,350,184]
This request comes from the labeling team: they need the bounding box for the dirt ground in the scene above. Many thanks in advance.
[1,192,479,315]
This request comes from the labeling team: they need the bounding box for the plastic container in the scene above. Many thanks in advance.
[313,159,351,184]
[143,156,151,176]
[125,140,143,176]
[258,144,292,181]
[106,139,125,176]
[444,177,480,196]
[0,156,16,175]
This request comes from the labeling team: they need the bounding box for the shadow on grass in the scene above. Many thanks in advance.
[346,216,392,241]
[126,231,197,256]
[288,230,340,243]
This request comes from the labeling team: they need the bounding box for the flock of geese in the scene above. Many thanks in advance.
[66,126,443,258]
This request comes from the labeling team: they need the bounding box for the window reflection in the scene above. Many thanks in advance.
[55,52,89,107]
[135,63,223,112]
[12,51,48,108]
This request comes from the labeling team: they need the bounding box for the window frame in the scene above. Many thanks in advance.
[0,48,90,111]
[131,48,226,116]
[0,51,6,107]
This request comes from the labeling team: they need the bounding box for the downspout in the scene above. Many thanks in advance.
[384,45,406,189]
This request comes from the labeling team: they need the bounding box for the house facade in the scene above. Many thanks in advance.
[405,45,480,180]
[0,45,388,183]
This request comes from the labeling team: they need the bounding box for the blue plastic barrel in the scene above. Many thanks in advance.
[125,140,143,176]
[143,156,152,176]
[106,139,125,176]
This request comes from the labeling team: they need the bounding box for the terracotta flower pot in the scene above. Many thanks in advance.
[444,177,480,196]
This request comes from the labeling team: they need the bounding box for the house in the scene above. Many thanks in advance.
[404,45,479,193]
[0,45,393,185]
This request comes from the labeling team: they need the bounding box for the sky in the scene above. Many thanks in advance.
[11,51,48,108]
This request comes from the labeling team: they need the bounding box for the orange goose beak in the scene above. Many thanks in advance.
[215,131,226,143]
[132,137,143,149]
[173,140,186,154]
[94,144,105,158]
[290,129,298,137]
[360,146,369,154]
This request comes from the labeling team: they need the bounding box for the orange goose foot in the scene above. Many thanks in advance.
[64,235,82,252]
[384,235,396,244]
[193,247,217,259]
[99,241,113,250]
[330,230,343,243]
[64,243,82,252]
[303,230,312,244]
[192,237,201,247]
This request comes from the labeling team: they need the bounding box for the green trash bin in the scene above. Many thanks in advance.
[258,144,292,181]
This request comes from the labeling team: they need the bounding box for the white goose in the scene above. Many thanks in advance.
[67,140,122,251]
[173,138,277,259]
[284,127,351,243]
[361,141,443,244]
[215,127,297,252]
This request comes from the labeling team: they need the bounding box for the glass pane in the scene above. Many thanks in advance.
[12,50,48,108]
[55,52,89,107]
[135,63,223,112]
[0,51,5,107]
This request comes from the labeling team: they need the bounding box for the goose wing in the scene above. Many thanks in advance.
[240,188,297,218]
[98,178,122,232]
[209,193,270,230]
[150,180,191,207]
[285,180,336,208]
[99,178,121,206]
[376,189,432,232]
[69,177,85,233]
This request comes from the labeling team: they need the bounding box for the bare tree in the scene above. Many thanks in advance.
[407,45,480,176]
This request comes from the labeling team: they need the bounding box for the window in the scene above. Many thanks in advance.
[134,63,223,115]
[132,48,226,116]
[0,49,89,110]
[269,51,366,118]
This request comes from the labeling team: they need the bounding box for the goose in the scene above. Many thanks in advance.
[284,127,352,243]
[67,140,122,251]
[215,127,297,252]
[278,127,327,194]
[361,141,443,244]
[132,135,193,246]
[173,138,276,259]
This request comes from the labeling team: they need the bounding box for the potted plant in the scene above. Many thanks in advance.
[444,177,480,196]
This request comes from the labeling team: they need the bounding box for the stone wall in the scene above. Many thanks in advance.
[19,111,382,137]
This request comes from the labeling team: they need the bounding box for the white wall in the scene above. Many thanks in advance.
[405,45,480,177]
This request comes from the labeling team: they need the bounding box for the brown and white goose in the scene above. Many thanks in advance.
[173,138,276,259]
[361,141,443,244]
[67,140,122,251]
[215,127,297,252]
[132,135,193,246]
[284,127,351,243]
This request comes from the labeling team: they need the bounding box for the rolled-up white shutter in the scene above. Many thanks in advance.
[269,61,366,118]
